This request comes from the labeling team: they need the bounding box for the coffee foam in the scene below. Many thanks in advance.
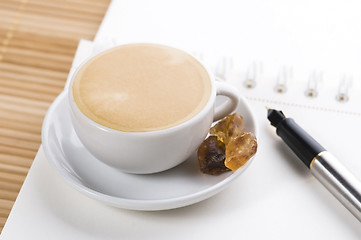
[72,44,211,132]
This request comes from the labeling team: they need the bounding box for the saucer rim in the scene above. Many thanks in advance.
[41,91,258,211]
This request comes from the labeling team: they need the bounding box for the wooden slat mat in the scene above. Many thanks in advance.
[0,0,110,232]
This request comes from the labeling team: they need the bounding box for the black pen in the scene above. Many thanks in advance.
[267,108,361,221]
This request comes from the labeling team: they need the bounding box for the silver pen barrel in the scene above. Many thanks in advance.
[310,151,361,221]
[268,109,361,221]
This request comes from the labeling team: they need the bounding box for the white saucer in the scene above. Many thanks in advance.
[42,91,258,210]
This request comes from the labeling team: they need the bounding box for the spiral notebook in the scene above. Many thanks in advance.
[94,0,361,234]
[233,61,361,230]
[229,61,361,189]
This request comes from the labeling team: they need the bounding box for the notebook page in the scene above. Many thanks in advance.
[94,0,361,227]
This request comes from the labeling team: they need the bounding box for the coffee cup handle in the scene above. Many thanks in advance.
[214,79,240,121]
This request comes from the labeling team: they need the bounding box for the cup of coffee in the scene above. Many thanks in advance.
[68,43,240,174]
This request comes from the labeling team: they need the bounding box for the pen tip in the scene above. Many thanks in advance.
[267,108,286,127]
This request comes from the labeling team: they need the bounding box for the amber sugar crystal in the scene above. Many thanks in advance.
[197,136,230,175]
[197,113,257,174]
[210,113,245,145]
[225,132,257,170]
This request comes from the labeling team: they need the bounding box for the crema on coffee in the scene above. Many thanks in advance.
[72,44,211,132]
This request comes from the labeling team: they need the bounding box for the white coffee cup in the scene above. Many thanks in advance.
[68,44,240,174]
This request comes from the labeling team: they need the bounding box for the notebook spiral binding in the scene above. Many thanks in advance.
[209,57,360,116]
[305,70,322,98]
[274,66,292,94]
[211,58,355,103]
[336,75,353,103]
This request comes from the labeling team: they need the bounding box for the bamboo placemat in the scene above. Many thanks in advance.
[0,0,110,232]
